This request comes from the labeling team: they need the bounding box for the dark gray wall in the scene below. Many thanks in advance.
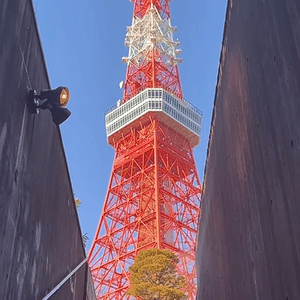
[197,0,300,299]
[0,0,95,299]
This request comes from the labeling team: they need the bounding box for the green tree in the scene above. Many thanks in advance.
[127,248,186,300]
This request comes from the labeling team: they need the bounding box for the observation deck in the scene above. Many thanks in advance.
[105,89,202,147]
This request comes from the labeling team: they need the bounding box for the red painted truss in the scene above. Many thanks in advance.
[123,49,183,102]
[133,0,170,19]
[88,117,201,300]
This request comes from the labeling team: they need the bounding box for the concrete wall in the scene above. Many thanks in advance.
[197,0,300,299]
[0,0,96,299]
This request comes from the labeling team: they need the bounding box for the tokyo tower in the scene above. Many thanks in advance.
[88,1,202,299]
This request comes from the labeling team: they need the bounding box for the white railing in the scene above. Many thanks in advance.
[105,89,202,140]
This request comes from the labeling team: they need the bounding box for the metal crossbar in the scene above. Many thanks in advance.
[41,257,87,300]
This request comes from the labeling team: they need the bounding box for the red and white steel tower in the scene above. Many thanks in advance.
[88,1,202,299]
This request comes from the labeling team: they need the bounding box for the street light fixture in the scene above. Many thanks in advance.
[27,86,71,125]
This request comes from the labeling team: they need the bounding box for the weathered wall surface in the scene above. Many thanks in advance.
[0,0,95,299]
[197,0,300,299]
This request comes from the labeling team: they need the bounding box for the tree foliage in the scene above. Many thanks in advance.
[82,232,89,248]
[74,197,81,209]
[127,248,186,300]
[74,196,89,248]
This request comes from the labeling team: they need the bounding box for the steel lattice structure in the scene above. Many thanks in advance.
[88,1,202,300]
[122,1,182,102]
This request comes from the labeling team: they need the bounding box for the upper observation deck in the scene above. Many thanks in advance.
[105,89,202,147]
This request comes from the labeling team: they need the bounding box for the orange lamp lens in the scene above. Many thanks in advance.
[60,88,70,107]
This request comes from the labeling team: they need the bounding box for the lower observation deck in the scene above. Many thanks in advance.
[105,89,202,147]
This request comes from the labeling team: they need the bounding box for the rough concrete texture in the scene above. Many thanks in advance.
[0,0,96,299]
[197,0,300,299]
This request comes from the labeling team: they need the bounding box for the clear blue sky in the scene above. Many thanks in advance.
[33,0,227,251]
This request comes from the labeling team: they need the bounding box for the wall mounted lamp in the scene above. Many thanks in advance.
[27,86,71,125]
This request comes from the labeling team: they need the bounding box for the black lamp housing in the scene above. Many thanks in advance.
[27,87,71,125]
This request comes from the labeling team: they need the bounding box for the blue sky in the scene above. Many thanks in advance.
[34,0,227,251]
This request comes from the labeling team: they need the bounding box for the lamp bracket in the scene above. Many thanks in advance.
[27,90,39,114]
